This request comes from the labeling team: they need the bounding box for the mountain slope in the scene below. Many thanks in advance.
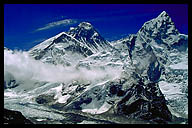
[29,22,112,66]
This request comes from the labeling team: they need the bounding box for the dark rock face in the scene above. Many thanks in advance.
[4,109,33,124]
[68,22,111,51]
[35,94,55,104]
[114,80,172,123]
[53,33,94,57]
[171,34,188,51]
[107,80,126,97]
[147,61,162,82]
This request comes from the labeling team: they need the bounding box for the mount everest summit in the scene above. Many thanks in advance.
[29,22,112,66]
[4,11,188,124]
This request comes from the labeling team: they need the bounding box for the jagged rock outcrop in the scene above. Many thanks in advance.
[4,109,33,124]
[114,80,172,123]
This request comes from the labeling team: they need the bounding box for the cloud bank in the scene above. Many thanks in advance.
[4,50,121,84]
[35,19,77,32]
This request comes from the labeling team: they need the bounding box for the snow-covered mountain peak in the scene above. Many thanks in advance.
[138,11,180,47]
[28,21,112,66]
[140,11,178,33]
[157,11,169,18]
[68,21,98,37]
[68,22,112,53]
[156,11,175,26]
[78,22,93,30]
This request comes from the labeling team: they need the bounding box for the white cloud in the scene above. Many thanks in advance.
[35,19,77,32]
[4,50,122,84]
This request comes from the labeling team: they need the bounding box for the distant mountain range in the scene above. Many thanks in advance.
[4,11,188,124]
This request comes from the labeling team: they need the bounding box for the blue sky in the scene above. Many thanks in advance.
[4,4,188,50]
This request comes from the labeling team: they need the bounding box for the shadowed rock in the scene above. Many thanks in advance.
[4,109,33,124]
